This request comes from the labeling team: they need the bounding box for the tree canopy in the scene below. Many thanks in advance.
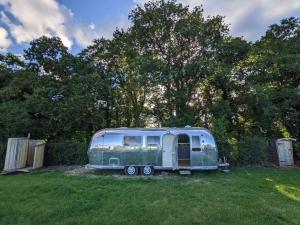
[0,0,299,154]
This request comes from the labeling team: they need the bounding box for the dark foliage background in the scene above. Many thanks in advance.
[44,141,89,166]
[0,0,299,166]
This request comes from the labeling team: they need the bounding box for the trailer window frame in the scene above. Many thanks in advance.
[123,136,143,147]
[146,136,161,150]
[102,134,123,150]
[90,134,104,149]
[191,136,201,151]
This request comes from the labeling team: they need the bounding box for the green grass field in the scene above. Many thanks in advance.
[0,167,299,225]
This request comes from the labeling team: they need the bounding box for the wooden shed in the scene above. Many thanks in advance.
[3,138,46,172]
[276,138,296,167]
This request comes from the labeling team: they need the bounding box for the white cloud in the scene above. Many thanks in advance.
[89,23,95,30]
[0,27,11,51]
[0,0,74,48]
[134,0,300,41]
[2,0,298,51]
[71,15,129,47]
[0,0,129,50]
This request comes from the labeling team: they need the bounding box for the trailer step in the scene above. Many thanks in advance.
[179,170,191,175]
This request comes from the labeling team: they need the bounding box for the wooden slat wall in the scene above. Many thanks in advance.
[33,142,46,169]
[3,139,15,170]
[27,140,45,166]
[4,138,29,171]
[19,139,29,168]
[3,138,46,171]
[26,140,34,166]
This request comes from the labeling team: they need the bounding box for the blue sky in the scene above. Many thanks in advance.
[0,0,300,55]
[60,0,133,24]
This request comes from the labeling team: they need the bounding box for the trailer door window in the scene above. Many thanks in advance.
[192,136,201,151]
[124,136,142,147]
[146,136,160,149]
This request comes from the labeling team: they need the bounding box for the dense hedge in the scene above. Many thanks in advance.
[236,137,267,165]
[217,136,267,165]
[0,142,6,169]
[294,142,300,166]
[44,140,89,166]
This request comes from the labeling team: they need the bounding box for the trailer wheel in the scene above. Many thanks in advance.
[141,166,154,176]
[125,166,138,176]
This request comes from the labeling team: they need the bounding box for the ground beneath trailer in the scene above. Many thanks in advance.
[0,167,299,225]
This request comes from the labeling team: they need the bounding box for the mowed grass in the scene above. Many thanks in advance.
[0,167,300,225]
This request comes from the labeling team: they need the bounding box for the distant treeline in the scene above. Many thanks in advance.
[0,0,299,166]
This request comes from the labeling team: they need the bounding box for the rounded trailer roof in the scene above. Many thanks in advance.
[93,127,213,136]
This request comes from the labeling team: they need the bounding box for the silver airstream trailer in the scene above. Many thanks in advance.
[87,127,227,175]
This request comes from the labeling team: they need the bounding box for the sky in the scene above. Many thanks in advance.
[0,0,300,55]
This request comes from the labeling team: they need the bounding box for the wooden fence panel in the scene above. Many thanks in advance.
[33,142,46,169]
[27,140,45,167]
[4,138,29,171]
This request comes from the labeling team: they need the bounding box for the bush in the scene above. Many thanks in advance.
[294,142,300,159]
[0,141,6,170]
[236,136,267,165]
[44,140,89,166]
[216,140,232,161]
[217,136,267,165]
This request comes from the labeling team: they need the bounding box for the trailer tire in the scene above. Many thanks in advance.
[141,166,154,176]
[125,166,138,176]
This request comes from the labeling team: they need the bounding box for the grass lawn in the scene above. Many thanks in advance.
[0,167,299,225]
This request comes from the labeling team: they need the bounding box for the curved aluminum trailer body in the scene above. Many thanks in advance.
[87,127,220,171]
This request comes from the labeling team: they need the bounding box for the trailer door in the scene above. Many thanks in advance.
[162,133,176,169]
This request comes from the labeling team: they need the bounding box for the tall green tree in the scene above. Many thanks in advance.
[24,37,107,141]
[128,0,228,126]
[233,17,300,139]
[0,54,34,141]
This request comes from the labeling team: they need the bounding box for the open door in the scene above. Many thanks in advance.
[162,133,177,169]
[177,134,191,167]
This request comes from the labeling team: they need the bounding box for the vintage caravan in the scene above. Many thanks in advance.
[87,127,227,175]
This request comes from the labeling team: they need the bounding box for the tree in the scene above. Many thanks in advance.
[0,54,34,141]
[233,17,300,139]
[197,37,250,139]
[24,36,70,78]
[128,0,228,126]
[1,1,300,167]
[24,37,108,141]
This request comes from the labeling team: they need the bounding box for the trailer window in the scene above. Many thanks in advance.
[103,134,123,150]
[146,136,160,149]
[124,136,142,147]
[90,135,104,149]
[192,136,201,151]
